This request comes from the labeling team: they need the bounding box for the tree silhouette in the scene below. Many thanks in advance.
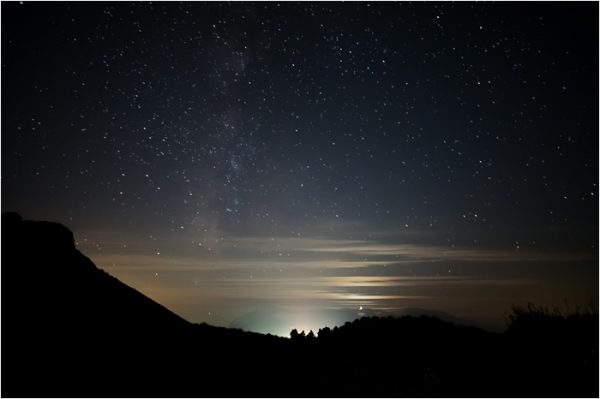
[290,328,306,341]
[317,326,331,340]
[290,328,300,340]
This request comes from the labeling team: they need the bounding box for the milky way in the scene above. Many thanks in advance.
[2,2,597,335]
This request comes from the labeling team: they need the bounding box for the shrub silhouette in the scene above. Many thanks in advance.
[502,302,599,397]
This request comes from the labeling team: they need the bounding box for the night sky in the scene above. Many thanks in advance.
[2,2,598,336]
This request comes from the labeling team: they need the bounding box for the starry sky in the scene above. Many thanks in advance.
[2,2,598,336]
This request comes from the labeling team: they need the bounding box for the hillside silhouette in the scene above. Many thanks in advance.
[1,213,598,397]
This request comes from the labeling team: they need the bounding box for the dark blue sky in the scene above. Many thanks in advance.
[2,2,598,335]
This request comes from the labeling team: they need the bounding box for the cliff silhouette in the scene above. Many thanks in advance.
[1,213,598,397]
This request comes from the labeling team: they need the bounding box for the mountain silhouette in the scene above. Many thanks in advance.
[2,212,189,328]
[2,213,598,397]
[1,213,290,397]
[2,213,191,396]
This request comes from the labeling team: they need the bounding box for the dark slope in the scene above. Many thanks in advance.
[308,314,598,397]
[2,213,189,329]
[1,213,291,397]
[1,213,597,397]
[2,213,188,396]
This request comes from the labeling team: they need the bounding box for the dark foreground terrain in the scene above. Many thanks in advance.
[1,214,598,397]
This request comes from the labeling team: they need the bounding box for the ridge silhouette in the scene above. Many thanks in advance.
[1,213,597,397]
[1,213,290,397]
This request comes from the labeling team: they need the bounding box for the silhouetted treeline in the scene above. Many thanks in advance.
[2,213,598,397]
[285,309,598,397]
